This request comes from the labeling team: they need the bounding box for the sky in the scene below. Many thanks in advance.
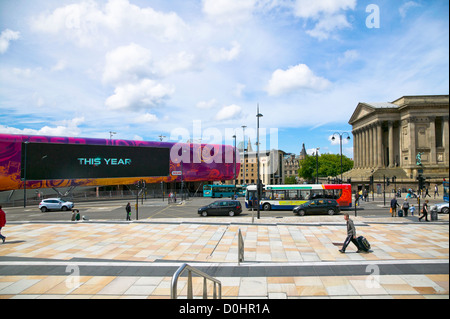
[0,0,448,159]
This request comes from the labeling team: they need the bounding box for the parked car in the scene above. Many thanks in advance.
[39,198,74,212]
[198,200,242,217]
[293,199,340,216]
[434,202,449,214]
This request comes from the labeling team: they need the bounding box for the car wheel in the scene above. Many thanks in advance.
[41,207,48,213]
[263,203,271,211]
[442,207,449,214]
[328,209,335,216]
[299,210,306,216]
[62,206,68,211]
[228,211,235,217]
[201,211,208,217]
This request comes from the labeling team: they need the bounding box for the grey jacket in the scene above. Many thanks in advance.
[347,218,356,237]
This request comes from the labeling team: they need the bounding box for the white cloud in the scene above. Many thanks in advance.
[196,99,217,109]
[0,29,20,54]
[293,0,356,39]
[0,117,84,137]
[134,113,158,123]
[306,14,351,40]
[103,43,154,84]
[215,104,243,121]
[105,79,174,110]
[156,51,197,76]
[294,0,356,19]
[338,49,360,65]
[31,0,188,46]
[267,64,331,96]
[209,41,241,62]
[399,1,421,19]
[202,0,256,24]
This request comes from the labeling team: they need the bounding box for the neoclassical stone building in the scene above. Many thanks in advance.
[346,95,449,184]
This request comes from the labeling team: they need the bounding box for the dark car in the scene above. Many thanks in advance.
[198,200,242,217]
[293,199,340,216]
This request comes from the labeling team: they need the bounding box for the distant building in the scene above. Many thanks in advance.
[346,95,449,191]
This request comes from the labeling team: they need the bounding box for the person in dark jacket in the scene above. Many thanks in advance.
[339,213,361,253]
[390,196,400,217]
[126,202,132,221]
[418,200,430,222]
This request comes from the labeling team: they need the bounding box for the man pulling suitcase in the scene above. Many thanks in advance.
[339,213,364,254]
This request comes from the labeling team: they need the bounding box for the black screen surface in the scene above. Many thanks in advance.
[21,143,170,180]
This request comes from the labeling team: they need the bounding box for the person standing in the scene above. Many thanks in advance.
[339,213,361,253]
[419,200,430,222]
[402,198,410,217]
[390,196,400,217]
[126,202,132,221]
[434,184,439,199]
[0,205,6,244]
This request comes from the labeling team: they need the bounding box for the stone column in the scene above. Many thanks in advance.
[358,130,363,168]
[429,116,437,165]
[352,130,357,168]
[443,116,449,165]
[409,118,416,168]
[388,121,394,167]
[368,124,373,168]
[377,122,383,168]
[364,127,368,168]
[372,124,378,168]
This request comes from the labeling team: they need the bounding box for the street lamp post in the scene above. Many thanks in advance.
[315,148,320,184]
[256,106,263,220]
[241,126,247,186]
[233,134,237,197]
[331,132,351,182]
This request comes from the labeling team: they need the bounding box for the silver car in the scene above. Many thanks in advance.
[39,198,74,212]
[434,202,449,214]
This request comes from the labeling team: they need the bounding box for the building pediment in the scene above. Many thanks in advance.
[348,103,376,125]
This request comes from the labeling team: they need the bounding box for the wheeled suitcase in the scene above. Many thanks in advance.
[398,210,403,217]
[357,236,371,252]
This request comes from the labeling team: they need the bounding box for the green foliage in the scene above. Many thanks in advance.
[298,153,354,182]
[284,176,297,184]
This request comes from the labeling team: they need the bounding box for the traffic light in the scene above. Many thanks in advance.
[369,176,374,185]
[386,177,390,186]
[417,175,425,190]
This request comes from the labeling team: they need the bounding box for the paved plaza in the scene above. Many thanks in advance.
[0,212,448,299]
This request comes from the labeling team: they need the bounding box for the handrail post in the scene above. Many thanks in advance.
[238,229,244,265]
[171,263,222,299]
[187,270,193,299]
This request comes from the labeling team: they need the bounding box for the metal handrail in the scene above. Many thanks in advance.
[171,263,222,299]
[238,229,244,265]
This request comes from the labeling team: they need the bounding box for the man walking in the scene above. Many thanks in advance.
[0,205,6,244]
[126,202,132,221]
[390,196,399,217]
[339,213,361,253]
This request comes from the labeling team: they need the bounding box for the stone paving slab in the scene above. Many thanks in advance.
[0,218,448,299]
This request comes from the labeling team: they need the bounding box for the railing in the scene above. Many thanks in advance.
[171,263,222,299]
[238,229,244,265]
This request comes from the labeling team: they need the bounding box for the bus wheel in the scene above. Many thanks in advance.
[263,203,271,211]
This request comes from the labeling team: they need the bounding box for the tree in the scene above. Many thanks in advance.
[298,153,353,182]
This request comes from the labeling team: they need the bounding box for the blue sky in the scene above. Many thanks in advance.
[1,0,448,158]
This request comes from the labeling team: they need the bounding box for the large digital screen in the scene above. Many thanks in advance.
[21,143,170,180]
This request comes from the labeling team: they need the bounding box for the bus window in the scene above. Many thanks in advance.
[273,190,285,200]
[299,190,311,200]
[287,190,299,200]
[262,190,272,200]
